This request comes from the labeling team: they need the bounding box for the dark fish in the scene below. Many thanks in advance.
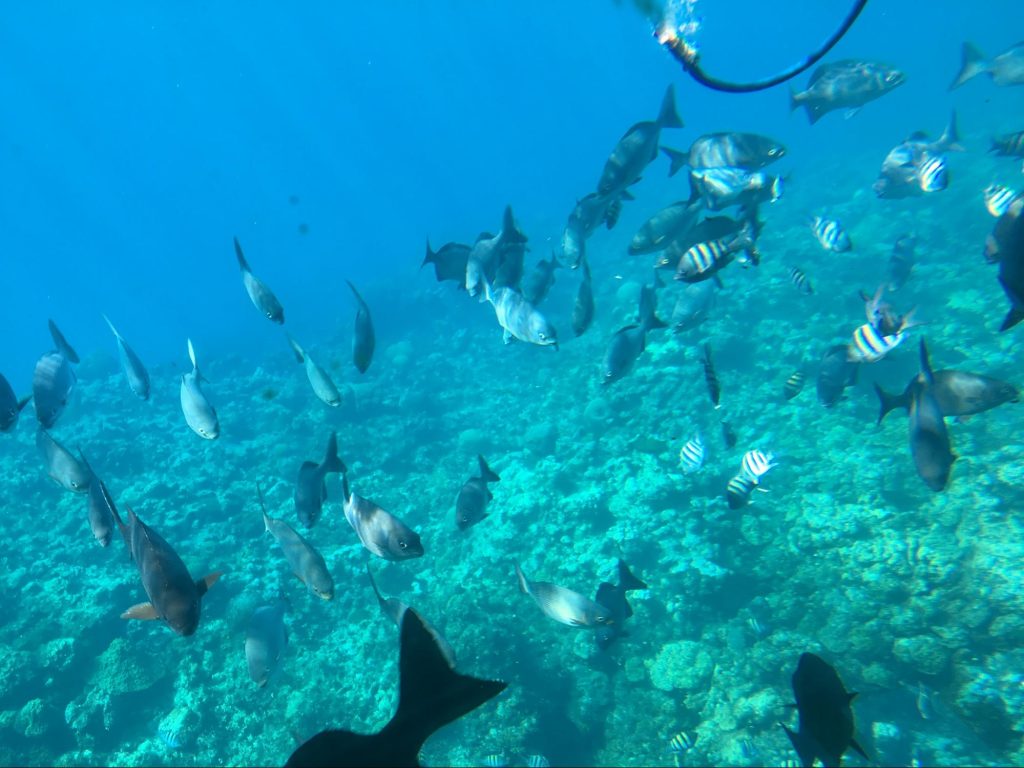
[422,241,470,287]
[990,130,1024,158]
[688,167,782,212]
[246,601,288,688]
[671,280,717,333]
[455,455,500,531]
[951,41,1024,89]
[873,112,962,199]
[515,563,612,629]
[993,195,1024,330]
[483,281,558,348]
[571,256,595,337]
[285,609,506,768]
[288,335,341,407]
[233,238,285,324]
[908,340,957,492]
[102,315,150,400]
[781,652,868,768]
[662,132,786,175]
[702,343,720,408]
[887,234,916,291]
[116,505,222,636]
[817,344,859,408]
[726,473,757,509]
[342,474,424,561]
[562,193,621,269]
[260,485,334,600]
[602,280,667,384]
[596,85,683,195]
[346,280,375,374]
[791,60,905,124]
[180,339,219,439]
[721,420,737,449]
[80,456,117,547]
[0,374,30,433]
[788,266,813,295]
[594,559,647,651]
[874,366,1018,425]
[366,565,456,667]
[521,254,562,306]
[628,200,701,255]
[784,371,806,400]
[48,319,80,364]
[32,351,76,428]
[36,428,91,493]
[294,432,347,528]
[467,206,528,295]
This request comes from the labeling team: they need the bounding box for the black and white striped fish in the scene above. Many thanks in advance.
[810,216,851,252]
[679,432,706,473]
[675,231,755,283]
[918,154,948,192]
[483,754,508,768]
[526,756,550,768]
[848,321,906,362]
[668,731,696,754]
[784,371,805,400]
[788,266,813,294]
[726,473,758,509]
[702,344,721,408]
[985,184,1019,218]
[741,449,777,481]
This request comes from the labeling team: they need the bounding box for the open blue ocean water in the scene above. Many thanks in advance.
[2,1,1024,765]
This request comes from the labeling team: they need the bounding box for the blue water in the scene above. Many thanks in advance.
[2,1,1024,766]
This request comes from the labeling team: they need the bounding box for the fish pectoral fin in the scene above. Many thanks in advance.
[197,571,223,597]
[850,737,870,761]
[121,602,159,621]
[502,329,515,344]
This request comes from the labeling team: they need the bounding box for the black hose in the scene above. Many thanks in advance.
[656,0,869,93]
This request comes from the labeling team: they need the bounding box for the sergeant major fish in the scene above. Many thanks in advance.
[180,339,219,439]
[455,455,500,531]
[596,85,683,196]
[990,130,1024,158]
[102,315,150,400]
[873,111,963,199]
[294,431,347,528]
[32,351,76,429]
[233,237,285,324]
[810,216,851,252]
[514,563,612,629]
[342,474,424,561]
[790,59,905,124]
[259,484,334,600]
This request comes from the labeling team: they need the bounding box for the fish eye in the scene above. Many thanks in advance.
[399,540,408,549]
[539,332,546,340]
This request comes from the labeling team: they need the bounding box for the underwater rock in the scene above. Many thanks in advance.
[647,640,713,691]
[523,422,557,455]
[457,428,491,454]
[91,638,176,696]
[15,697,53,738]
[893,634,949,676]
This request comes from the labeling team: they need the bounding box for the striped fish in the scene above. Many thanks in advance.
[726,473,758,509]
[784,371,805,400]
[526,756,550,768]
[741,449,777,481]
[810,216,851,252]
[985,184,1019,217]
[991,130,1024,157]
[677,238,730,279]
[483,755,508,768]
[702,344,720,408]
[918,153,948,192]
[788,266,813,294]
[668,731,696,754]
[679,432,706,473]
[848,322,906,362]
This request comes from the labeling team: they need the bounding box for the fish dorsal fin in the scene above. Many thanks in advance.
[907,130,929,142]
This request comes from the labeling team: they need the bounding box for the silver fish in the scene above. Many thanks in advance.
[180,339,219,439]
[484,281,557,348]
[36,428,91,493]
[288,334,341,407]
[102,315,150,400]
[791,59,905,124]
[455,455,500,531]
[48,319,80,364]
[80,456,117,547]
[342,475,423,561]
[234,237,285,323]
[32,351,76,429]
[671,279,717,333]
[467,206,528,296]
[909,340,956,491]
[628,200,701,255]
[688,167,782,211]
[245,601,288,688]
[260,485,334,600]
[514,563,612,628]
[346,280,375,374]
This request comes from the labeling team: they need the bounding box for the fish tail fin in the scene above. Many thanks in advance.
[940,108,965,152]
[477,454,500,483]
[233,237,250,272]
[365,563,388,611]
[286,333,305,364]
[323,431,347,475]
[660,146,689,177]
[422,239,436,268]
[919,337,935,383]
[341,472,352,503]
[617,559,648,591]
[186,338,199,374]
[196,571,223,598]
[781,724,816,768]
[501,205,528,244]
[1001,305,1024,332]
[101,313,121,340]
[256,483,272,532]
[788,87,800,112]
[514,563,530,595]
[657,84,683,128]
[873,383,911,425]
[16,394,31,413]
[950,42,987,90]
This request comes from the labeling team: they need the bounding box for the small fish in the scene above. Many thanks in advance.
[951,41,1024,89]
[741,449,777,481]
[747,616,767,637]
[342,474,424,561]
[597,85,683,196]
[571,256,595,337]
[810,216,851,252]
[628,200,701,255]
[739,737,758,759]
[260,484,334,600]
[679,432,706,474]
[674,233,754,283]
[594,559,647,650]
[233,237,285,324]
[515,563,613,629]
[422,240,471,287]
[991,130,1024,158]
[81,457,117,547]
[702,343,721,408]
[721,420,737,449]
[668,731,696,754]
[157,725,183,750]
[817,344,859,407]
[788,266,813,295]
[47,319,80,364]
[285,609,506,768]
[726,473,758,509]
[526,756,551,768]
[346,280,376,374]
[102,315,150,400]
[180,339,219,439]
[912,682,934,721]
[36,428,92,493]
[888,234,917,291]
[602,280,667,384]
[483,755,508,768]
[467,206,528,295]
[909,339,957,492]
[918,154,948,193]
[671,280,717,333]
[288,334,341,407]
[985,184,1019,218]
[791,59,905,124]
[32,351,76,429]
[848,314,918,363]
[521,254,562,306]
[294,431,347,528]
[784,371,805,400]
[0,373,31,433]
[455,455,501,531]
[245,601,289,688]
